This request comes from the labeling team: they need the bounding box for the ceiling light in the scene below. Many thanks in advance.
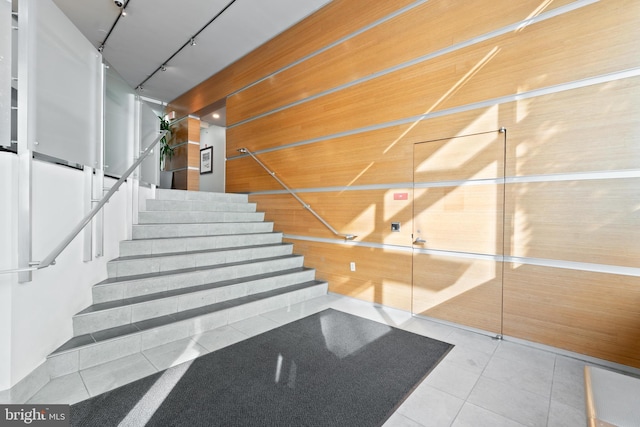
[161,65,167,72]
[212,113,220,119]
[190,38,197,46]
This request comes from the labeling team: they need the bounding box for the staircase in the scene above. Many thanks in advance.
[46,189,328,378]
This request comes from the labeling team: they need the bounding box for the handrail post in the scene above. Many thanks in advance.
[238,148,356,241]
[36,130,168,269]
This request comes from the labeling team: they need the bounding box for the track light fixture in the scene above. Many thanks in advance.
[135,0,238,91]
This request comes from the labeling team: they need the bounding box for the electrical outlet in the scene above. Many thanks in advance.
[350,262,356,272]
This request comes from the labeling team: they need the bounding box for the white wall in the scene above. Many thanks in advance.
[199,125,225,193]
[0,153,149,390]
[0,152,17,390]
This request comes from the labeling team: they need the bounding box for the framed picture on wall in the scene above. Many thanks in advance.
[200,146,213,174]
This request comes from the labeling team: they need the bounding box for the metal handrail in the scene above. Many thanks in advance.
[238,148,356,241]
[0,130,168,275]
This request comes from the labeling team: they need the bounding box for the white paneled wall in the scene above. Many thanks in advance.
[0,153,154,391]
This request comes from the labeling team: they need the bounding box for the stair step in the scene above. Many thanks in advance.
[146,199,257,212]
[156,189,248,203]
[132,221,274,239]
[44,188,329,384]
[119,232,283,257]
[93,255,306,303]
[107,243,293,278]
[74,268,317,335]
[48,281,328,373]
[138,210,265,224]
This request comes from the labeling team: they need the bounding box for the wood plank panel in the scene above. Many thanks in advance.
[505,76,640,177]
[413,253,503,333]
[168,0,415,118]
[225,85,510,162]
[414,185,504,255]
[226,126,413,191]
[186,169,199,191]
[287,239,412,311]
[226,104,509,193]
[167,117,200,189]
[187,118,200,143]
[414,131,504,183]
[250,190,413,246]
[503,264,640,368]
[505,178,640,267]
[227,77,640,191]
[187,143,200,170]
[227,0,640,151]
[228,0,575,125]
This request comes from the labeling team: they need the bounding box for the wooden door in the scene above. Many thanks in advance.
[412,130,505,334]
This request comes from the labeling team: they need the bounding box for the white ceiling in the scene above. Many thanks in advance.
[51,0,331,108]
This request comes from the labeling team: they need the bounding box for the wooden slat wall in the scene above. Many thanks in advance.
[503,264,640,367]
[250,190,414,246]
[169,0,640,368]
[414,185,504,255]
[166,117,200,191]
[226,0,640,153]
[286,239,413,312]
[413,254,503,333]
[168,0,416,118]
[505,179,640,267]
[227,0,577,125]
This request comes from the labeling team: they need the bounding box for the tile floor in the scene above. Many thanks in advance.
[27,293,599,426]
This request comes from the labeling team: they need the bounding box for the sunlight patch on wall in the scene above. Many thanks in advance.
[517,0,555,32]
[516,96,531,123]
[511,191,533,263]
[383,189,411,221]
[471,161,500,181]
[385,47,501,155]
[345,203,376,237]
[413,256,497,312]
[456,105,500,138]
[415,131,500,177]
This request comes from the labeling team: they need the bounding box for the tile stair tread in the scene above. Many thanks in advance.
[140,209,263,214]
[155,189,247,200]
[133,221,273,228]
[122,231,281,242]
[110,242,292,262]
[51,280,326,355]
[78,267,314,314]
[94,254,303,286]
[145,201,257,210]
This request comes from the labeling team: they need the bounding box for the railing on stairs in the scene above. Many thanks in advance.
[0,130,168,276]
[238,147,356,241]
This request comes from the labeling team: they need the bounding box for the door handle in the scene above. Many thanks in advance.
[413,238,426,244]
